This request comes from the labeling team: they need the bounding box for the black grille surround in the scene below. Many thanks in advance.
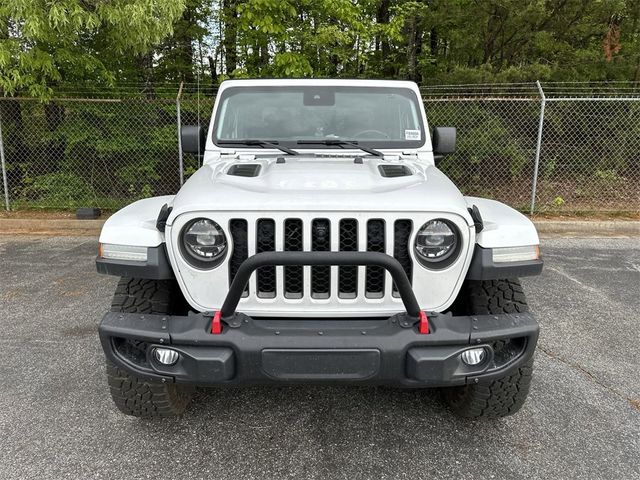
[284,219,304,298]
[256,219,276,297]
[392,219,413,296]
[366,219,386,298]
[339,219,358,298]
[227,217,415,301]
[229,219,249,296]
[311,219,331,298]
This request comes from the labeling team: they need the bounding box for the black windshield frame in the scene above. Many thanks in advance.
[212,85,426,150]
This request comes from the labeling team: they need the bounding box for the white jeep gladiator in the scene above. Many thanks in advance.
[96,79,542,418]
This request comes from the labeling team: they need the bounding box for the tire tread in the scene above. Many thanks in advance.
[442,278,533,418]
[106,277,192,418]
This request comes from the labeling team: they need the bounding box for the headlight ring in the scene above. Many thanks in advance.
[414,219,461,269]
[180,218,227,269]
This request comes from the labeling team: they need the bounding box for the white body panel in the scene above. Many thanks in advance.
[168,159,471,218]
[99,196,173,247]
[465,197,540,248]
[99,79,541,317]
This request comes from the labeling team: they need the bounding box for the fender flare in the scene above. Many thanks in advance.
[96,196,175,279]
[464,197,542,280]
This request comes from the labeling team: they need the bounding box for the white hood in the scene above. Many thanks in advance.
[168,156,473,223]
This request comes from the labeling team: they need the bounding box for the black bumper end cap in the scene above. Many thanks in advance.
[406,346,470,385]
[96,244,174,280]
[466,245,543,280]
[163,346,235,383]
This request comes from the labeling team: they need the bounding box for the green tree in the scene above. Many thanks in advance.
[422,0,639,83]
[154,0,212,83]
[216,0,640,83]
[0,0,186,98]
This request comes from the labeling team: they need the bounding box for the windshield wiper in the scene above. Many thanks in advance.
[217,139,299,156]
[296,138,383,157]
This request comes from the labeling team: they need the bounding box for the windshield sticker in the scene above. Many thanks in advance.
[404,129,421,140]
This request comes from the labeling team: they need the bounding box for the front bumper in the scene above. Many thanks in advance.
[99,251,538,387]
[99,310,538,387]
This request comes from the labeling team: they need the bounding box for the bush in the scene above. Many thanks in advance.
[22,173,95,208]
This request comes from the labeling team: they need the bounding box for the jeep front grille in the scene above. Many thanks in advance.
[228,217,413,301]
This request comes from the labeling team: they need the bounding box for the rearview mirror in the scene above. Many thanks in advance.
[432,127,456,156]
[181,125,206,154]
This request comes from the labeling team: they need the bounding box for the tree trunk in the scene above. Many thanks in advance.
[43,102,66,173]
[136,53,155,99]
[208,55,218,85]
[259,41,269,72]
[430,28,438,56]
[376,0,391,54]
[406,16,419,81]
[0,99,28,193]
[177,6,195,83]
[223,0,238,75]
[376,0,394,77]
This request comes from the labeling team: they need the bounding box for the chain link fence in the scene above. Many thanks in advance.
[0,82,638,213]
[0,84,216,211]
[424,84,542,211]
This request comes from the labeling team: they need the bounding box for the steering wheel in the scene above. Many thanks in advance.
[352,129,390,139]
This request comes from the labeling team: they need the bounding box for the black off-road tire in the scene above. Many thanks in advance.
[105,277,193,418]
[465,278,529,315]
[442,278,534,418]
[106,361,193,418]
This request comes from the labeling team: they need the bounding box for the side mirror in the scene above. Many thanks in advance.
[432,127,456,156]
[181,125,206,154]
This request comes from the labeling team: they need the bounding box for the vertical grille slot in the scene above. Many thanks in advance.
[338,219,358,298]
[256,219,276,298]
[229,219,249,296]
[393,219,413,296]
[284,219,303,298]
[311,219,331,298]
[366,219,386,298]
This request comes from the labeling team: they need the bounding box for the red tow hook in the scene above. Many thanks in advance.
[418,311,430,334]
[211,311,223,334]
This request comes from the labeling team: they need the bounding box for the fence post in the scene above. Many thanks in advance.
[0,109,10,211]
[177,81,184,186]
[530,80,546,214]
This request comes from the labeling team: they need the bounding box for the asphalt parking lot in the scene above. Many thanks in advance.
[0,235,638,479]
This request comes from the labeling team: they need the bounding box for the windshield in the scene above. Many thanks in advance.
[213,85,425,150]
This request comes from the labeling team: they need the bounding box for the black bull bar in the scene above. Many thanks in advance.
[220,251,421,320]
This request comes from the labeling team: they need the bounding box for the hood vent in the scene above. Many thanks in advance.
[227,164,261,177]
[378,164,412,178]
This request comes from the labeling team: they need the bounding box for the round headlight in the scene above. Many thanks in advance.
[181,218,227,268]
[414,219,460,268]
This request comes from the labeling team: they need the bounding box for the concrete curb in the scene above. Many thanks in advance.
[0,218,106,236]
[533,220,640,236]
[0,217,639,237]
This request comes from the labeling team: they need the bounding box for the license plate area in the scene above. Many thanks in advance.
[261,349,380,381]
